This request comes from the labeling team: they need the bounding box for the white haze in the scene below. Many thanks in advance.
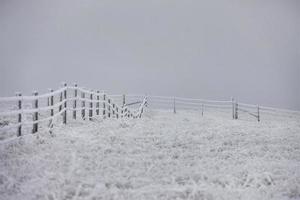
[0,0,299,110]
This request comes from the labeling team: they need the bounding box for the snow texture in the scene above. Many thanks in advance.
[0,110,300,200]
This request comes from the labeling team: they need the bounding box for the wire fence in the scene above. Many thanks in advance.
[125,94,300,121]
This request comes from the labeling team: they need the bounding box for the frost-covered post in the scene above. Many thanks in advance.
[116,106,119,119]
[63,83,67,124]
[103,94,106,118]
[202,104,204,117]
[173,97,176,114]
[49,89,54,127]
[73,84,78,119]
[257,105,260,122]
[122,94,126,106]
[235,101,238,119]
[32,91,38,133]
[96,91,100,116]
[231,97,235,119]
[81,91,86,120]
[89,92,93,120]
[124,107,128,118]
[16,92,22,136]
[112,103,115,117]
[59,90,63,112]
[121,94,125,118]
[108,99,111,118]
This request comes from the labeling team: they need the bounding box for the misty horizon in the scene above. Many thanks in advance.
[0,0,299,110]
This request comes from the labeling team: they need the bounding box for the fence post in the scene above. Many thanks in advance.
[89,92,93,120]
[116,107,119,119]
[173,97,176,114]
[124,107,128,118]
[235,101,238,119]
[63,83,67,124]
[16,92,22,136]
[123,94,126,106]
[112,103,115,117]
[73,84,78,119]
[202,104,204,117]
[96,91,100,115]
[108,99,111,118]
[257,105,260,122]
[231,97,235,119]
[59,90,63,112]
[32,91,38,133]
[103,93,106,118]
[122,94,125,118]
[81,91,86,120]
[49,89,54,127]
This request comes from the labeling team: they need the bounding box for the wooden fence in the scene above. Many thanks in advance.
[0,83,148,139]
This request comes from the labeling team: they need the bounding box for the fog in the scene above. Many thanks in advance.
[0,0,299,110]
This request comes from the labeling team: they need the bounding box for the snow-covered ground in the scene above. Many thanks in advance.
[0,109,300,200]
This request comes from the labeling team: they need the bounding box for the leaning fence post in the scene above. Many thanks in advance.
[103,93,106,118]
[173,97,176,114]
[81,91,86,120]
[231,97,235,119]
[89,92,93,120]
[96,91,100,115]
[32,91,38,133]
[257,105,260,122]
[16,92,22,136]
[235,101,238,119]
[63,83,67,124]
[73,83,78,119]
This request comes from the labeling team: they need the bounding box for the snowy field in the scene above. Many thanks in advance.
[0,109,300,200]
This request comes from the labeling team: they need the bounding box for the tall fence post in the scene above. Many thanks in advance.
[235,101,238,119]
[63,83,67,124]
[231,97,235,119]
[89,92,93,120]
[103,93,106,118]
[81,91,86,120]
[73,83,78,120]
[202,104,204,117]
[173,97,176,114]
[108,98,111,118]
[32,91,38,133]
[257,105,260,122]
[96,91,100,116]
[49,89,54,127]
[16,92,22,137]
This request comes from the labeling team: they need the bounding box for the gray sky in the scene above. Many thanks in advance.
[0,0,299,110]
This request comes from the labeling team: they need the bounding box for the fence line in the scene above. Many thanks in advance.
[1,84,300,142]
[0,83,148,140]
[145,95,299,121]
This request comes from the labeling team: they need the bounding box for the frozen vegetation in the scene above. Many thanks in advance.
[0,110,300,200]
